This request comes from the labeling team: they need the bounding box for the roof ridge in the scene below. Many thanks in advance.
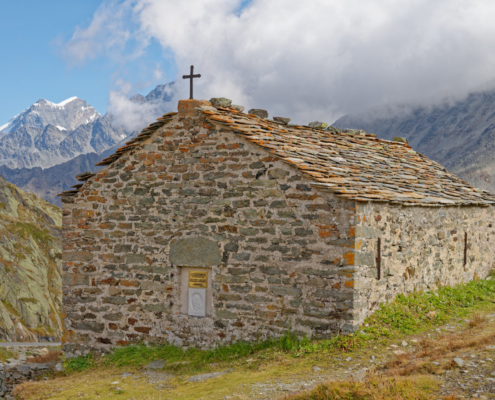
[58,111,177,199]
[198,105,495,206]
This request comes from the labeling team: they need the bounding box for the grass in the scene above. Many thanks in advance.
[106,331,307,369]
[26,350,62,364]
[64,354,94,373]
[19,297,38,304]
[285,374,440,400]
[7,222,54,247]
[379,314,495,377]
[0,348,15,363]
[1,299,20,317]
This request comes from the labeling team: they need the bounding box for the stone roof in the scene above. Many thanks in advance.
[60,100,495,206]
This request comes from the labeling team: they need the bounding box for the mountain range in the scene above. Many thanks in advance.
[1,83,495,207]
[0,83,174,206]
[333,89,495,194]
[0,97,126,169]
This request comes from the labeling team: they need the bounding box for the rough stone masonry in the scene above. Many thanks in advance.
[61,99,495,357]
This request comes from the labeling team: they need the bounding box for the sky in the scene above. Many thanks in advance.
[2,0,495,129]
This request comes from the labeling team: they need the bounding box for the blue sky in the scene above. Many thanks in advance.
[1,0,495,128]
[0,0,173,124]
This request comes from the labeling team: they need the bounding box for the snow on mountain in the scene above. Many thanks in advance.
[56,96,78,107]
[0,97,101,135]
[0,83,177,205]
[0,97,127,169]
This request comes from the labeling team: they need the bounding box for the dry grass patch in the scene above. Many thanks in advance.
[26,349,62,364]
[467,313,487,328]
[285,373,439,400]
[380,317,495,377]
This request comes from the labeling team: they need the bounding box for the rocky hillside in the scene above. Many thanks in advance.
[0,174,62,341]
[334,89,495,193]
[0,97,126,169]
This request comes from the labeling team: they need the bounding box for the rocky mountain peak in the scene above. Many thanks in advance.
[1,97,101,134]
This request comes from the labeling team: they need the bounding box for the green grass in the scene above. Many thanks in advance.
[18,297,38,304]
[65,273,495,375]
[0,348,15,363]
[64,354,94,373]
[106,331,307,368]
[7,222,54,246]
[295,273,495,355]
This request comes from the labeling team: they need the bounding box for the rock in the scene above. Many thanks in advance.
[491,371,495,376]
[28,363,49,371]
[169,237,221,267]
[342,128,366,135]
[122,372,133,378]
[248,109,268,119]
[186,369,233,382]
[392,136,408,143]
[111,381,119,384]
[231,104,245,112]
[313,366,321,372]
[393,350,407,356]
[345,357,352,361]
[485,345,495,350]
[401,341,408,347]
[273,117,291,125]
[54,363,64,372]
[308,121,328,129]
[351,368,368,382]
[326,126,341,133]
[210,98,232,108]
[454,357,466,367]
[145,360,166,370]
[115,387,123,391]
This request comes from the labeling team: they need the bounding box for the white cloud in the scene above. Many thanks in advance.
[64,0,495,125]
[62,0,147,67]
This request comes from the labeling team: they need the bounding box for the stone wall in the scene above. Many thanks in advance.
[1,363,52,399]
[353,202,495,324]
[62,100,358,356]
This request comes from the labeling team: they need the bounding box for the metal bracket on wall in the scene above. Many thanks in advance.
[376,237,381,280]
[464,232,468,267]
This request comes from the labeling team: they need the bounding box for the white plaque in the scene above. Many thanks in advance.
[188,288,206,317]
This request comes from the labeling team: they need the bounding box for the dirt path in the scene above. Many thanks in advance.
[0,342,61,348]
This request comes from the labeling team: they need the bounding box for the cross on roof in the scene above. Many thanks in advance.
[182,65,201,100]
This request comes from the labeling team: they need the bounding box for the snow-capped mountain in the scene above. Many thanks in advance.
[0,84,178,205]
[0,97,127,169]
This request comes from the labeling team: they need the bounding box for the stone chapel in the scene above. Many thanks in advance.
[61,98,495,357]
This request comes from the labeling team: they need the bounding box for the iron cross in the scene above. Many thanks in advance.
[182,65,201,100]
